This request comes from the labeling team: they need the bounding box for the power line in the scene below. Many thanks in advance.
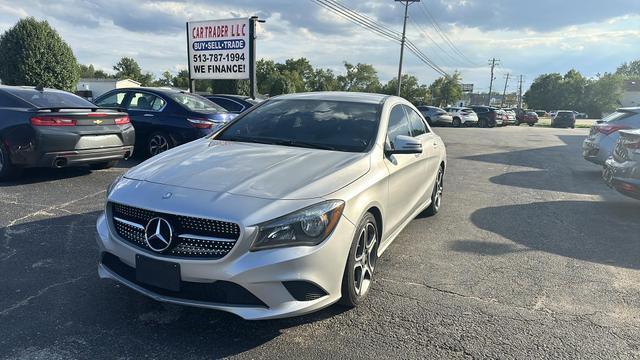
[408,18,460,66]
[310,0,448,77]
[418,2,476,66]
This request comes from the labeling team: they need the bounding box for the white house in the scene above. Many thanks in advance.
[76,78,141,100]
[621,80,640,107]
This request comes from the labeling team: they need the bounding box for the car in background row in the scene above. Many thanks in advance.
[443,106,479,127]
[417,106,453,126]
[583,108,640,165]
[0,86,134,180]
[603,129,640,200]
[535,110,548,118]
[518,111,539,126]
[470,106,501,128]
[504,109,517,125]
[204,94,260,114]
[574,111,589,119]
[551,111,576,128]
[94,88,235,157]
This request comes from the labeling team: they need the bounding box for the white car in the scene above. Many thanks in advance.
[443,106,479,127]
[96,92,447,319]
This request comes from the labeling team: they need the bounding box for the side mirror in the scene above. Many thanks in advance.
[385,135,423,155]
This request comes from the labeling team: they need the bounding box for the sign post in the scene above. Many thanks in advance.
[186,18,255,94]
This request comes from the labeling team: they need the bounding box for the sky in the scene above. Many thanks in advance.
[0,0,639,93]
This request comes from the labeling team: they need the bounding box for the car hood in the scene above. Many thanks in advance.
[124,138,371,200]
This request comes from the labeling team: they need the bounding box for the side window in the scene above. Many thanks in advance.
[405,106,430,136]
[387,105,412,148]
[129,92,166,111]
[95,92,126,108]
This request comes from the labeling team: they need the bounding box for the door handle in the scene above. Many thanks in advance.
[143,113,154,117]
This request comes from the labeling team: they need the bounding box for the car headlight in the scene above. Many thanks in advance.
[107,174,124,196]
[250,200,345,251]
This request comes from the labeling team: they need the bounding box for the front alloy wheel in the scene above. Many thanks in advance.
[425,166,444,216]
[340,213,378,307]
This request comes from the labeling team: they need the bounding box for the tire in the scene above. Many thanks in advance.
[0,142,21,181]
[89,160,118,170]
[528,123,534,127]
[339,212,379,307]
[147,132,173,157]
[452,117,462,128]
[424,165,444,217]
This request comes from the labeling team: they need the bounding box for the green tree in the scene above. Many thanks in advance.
[0,17,79,91]
[308,68,340,91]
[79,64,111,79]
[582,73,623,117]
[562,69,587,111]
[427,73,463,107]
[616,60,640,78]
[523,73,564,110]
[154,71,174,87]
[337,62,381,92]
[113,57,154,86]
[383,74,430,104]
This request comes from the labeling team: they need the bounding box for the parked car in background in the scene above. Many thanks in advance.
[443,106,478,127]
[204,94,260,114]
[0,86,134,180]
[603,129,640,200]
[549,111,557,118]
[94,88,235,157]
[535,110,548,118]
[470,106,501,127]
[517,111,539,126]
[417,106,453,126]
[504,109,517,125]
[551,111,576,128]
[573,111,588,119]
[96,92,447,319]
[583,108,640,165]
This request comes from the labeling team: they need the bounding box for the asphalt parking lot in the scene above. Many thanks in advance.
[1,126,639,359]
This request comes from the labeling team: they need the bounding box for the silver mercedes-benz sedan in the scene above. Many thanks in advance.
[96,92,447,319]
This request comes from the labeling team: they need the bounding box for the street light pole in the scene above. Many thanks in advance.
[395,0,419,96]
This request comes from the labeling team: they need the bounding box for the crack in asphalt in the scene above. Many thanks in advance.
[0,276,86,317]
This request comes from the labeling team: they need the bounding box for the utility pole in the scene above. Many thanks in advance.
[487,58,500,105]
[517,75,524,109]
[501,73,510,107]
[395,0,420,96]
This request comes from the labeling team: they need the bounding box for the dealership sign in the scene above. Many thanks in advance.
[187,18,250,80]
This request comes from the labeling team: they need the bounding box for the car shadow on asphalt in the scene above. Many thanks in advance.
[463,200,640,269]
[0,211,349,358]
[461,134,610,196]
[0,159,141,187]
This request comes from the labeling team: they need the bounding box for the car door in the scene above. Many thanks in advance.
[404,105,440,204]
[125,91,167,144]
[383,104,429,236]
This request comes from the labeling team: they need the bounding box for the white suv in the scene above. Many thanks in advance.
[443,107,479,127]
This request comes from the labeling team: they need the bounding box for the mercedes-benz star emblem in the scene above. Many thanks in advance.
[144,217,173,252]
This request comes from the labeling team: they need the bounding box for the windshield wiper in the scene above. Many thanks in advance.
[220,136,276,145]
[270,139,339,151]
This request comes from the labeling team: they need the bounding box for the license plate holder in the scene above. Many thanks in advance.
[136,255,181,292]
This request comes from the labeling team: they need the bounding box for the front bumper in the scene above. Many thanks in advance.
[603,158,640,200]
[96,209,356,320]
[461,115,478,124]
[582,139,606,165]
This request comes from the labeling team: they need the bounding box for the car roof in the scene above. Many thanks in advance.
[0,85,69,95]
[273,91,390,104]
[116,87,188,95]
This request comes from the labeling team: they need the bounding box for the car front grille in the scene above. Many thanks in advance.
[110,202,240,259]
[613,140,630,162]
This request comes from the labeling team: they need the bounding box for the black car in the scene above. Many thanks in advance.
[0,86,134,180]
[204,94,260,114]
[94,88,235,157]
[552,111,576,128]
[470,106,500,127]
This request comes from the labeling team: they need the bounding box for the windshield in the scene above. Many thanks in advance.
[217,99,381,152]
[170,93,227,113]
[10,89,95,108]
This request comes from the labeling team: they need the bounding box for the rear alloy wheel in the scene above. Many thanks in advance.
[0,143,21,181]
[340,212,378,307]
[479,118,488,128]
[452,117,462,128]
[424,166,444,216]
[89,160,118,170]
[147,132,172,157]
[528,123,535,127]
